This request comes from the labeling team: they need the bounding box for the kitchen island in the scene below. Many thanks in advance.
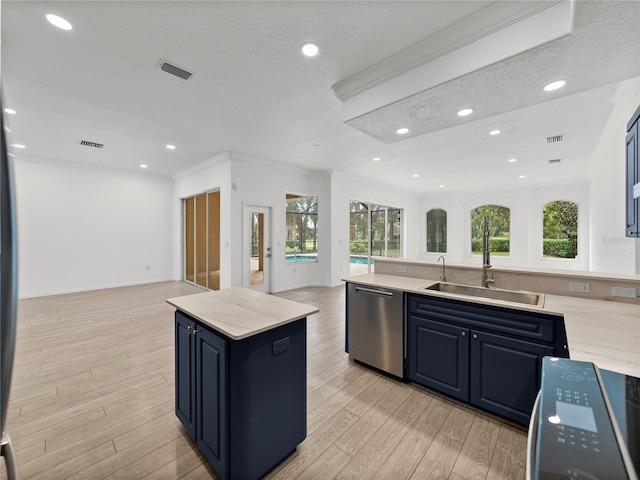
[344,272,640,426]
[167,287,318,480]
[345,272,640,377]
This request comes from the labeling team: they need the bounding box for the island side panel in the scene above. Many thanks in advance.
[228,317,307,479]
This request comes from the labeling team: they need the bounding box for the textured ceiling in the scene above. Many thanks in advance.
[346,0,640,143]
[2,1,639,194]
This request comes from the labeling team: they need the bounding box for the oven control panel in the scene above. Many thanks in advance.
[535,357,629,479]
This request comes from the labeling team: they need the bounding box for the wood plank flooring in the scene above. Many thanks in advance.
[2,282,527,479]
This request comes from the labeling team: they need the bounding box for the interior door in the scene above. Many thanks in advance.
[245,205,271,293]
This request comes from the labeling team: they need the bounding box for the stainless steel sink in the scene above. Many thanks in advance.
[425,282,544,306]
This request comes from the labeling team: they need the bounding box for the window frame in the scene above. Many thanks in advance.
[470,204,511,258]
[426,208,447,253]
[541,200,579,261]
[285,193,319,264]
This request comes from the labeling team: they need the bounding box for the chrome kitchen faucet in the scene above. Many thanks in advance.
[481,216,495,288]
[437,255,447,282]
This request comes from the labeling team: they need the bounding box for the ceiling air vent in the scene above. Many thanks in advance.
[548,158,561,164]
[159,60,193,80]
[80,140,104,149]
[546,134,564,143]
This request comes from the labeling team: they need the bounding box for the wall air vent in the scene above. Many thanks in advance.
[80,140,104,149]
[546,134,564,143]
[548,158,561,164]
[159,60,193,80]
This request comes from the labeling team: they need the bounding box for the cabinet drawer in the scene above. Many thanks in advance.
[408,294,557,344]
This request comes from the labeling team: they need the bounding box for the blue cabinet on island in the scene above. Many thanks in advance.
[167,288,318,480]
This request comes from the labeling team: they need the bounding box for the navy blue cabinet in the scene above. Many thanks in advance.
[470,330,553,425]
[407,294,568,425]
[407,315,469,402]
[175,313,196,438]
[194,325,227,478]
[174,310,306,480]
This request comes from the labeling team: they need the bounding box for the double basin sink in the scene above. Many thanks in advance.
[425,282,545,307]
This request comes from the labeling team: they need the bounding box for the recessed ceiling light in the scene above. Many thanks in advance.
[46,14,72,31]
[519,175,526,178]
[300,43,319,57]
[489,130,501,136]
[396,127,409,135]
[166,144,176,150]
[372,157,381,162]
[140,164,148,169]
[4,108,16,115]
[457,108,474,117]
[543,80,566,92]
[11,144,25,149]
[508,158,517,163]
[439,185,445,188]
[412,174,420,178]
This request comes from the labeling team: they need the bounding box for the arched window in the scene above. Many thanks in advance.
[471,205,510,256]
[543,200,578,259]
[426,209,447,253]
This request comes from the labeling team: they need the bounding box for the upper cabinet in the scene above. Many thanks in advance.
[626,104,640,238]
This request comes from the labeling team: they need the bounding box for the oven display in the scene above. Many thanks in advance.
[555,400,598,433]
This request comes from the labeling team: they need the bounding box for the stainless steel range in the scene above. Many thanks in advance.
[528,357,639,480]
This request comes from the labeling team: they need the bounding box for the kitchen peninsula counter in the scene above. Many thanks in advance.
[344,273,640,378]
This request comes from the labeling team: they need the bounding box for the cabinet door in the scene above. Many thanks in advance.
[626,123,639,237]
[407,315,469,402]
[175,313,195,439]
[195,326,227,478]
[470,330,553,425]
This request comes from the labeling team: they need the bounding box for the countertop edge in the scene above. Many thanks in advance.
[166,288,319,341]
[342,273,563,316]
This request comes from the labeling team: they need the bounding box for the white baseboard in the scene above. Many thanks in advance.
[19,277,177,299]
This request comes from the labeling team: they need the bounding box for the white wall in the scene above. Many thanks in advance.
[16,76,639,299]
[420,182,590,271]
[15,157,174,297]
[229,152,315,292]
[588,77,640,274]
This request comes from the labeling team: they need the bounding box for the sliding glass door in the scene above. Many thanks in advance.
[184,190,220,290]
[349,201,402,275]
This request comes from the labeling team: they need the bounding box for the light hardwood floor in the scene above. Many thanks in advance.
[2,282,527,479]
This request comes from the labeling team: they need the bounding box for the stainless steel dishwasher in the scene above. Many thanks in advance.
[347,283,404,378]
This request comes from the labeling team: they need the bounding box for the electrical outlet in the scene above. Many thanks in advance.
[611,286,637,298]
[569,282,590,293]
[396,265,408,273]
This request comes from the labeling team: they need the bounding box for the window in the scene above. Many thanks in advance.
[349,201,402,274]
[543,200,578,259]
[285,194,318,263]
[349,201,368,256]
[471,205,510,256]
[369,204,401,257]
[426,208,447,253]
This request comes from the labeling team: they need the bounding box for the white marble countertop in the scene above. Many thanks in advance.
[167,287,319,340]
[344,273,640,377]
